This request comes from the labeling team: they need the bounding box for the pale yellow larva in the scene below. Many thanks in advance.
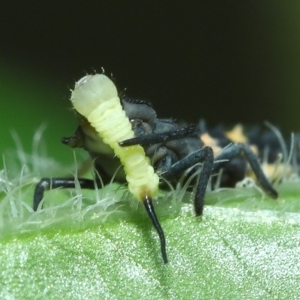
[70,74,160,202]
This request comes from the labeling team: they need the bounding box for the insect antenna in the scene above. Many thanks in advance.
[143,195,168,264]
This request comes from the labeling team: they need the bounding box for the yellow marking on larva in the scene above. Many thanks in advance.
[225,124,248,143]
[70,74,159,200]
[249,144,259,156]
[200,133,222,155]
[247,163,293,182]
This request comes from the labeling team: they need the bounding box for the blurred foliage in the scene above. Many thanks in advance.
[0,62,83,170]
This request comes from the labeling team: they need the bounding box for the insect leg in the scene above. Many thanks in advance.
[33,178,96,211]
[143,195,168,263]
[118,125,198,147]
[161,146,214,216]
[214,143,278,199]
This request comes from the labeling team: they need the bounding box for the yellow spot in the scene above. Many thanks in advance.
[249,144,259,156]
[200,133,222,155]
[225,124,247,143]
[247,163,292,182]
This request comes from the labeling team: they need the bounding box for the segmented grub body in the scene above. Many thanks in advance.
[71,74,159,200]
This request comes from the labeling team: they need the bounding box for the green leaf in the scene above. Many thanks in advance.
[1,179,300,299]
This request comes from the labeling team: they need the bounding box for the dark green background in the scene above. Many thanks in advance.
[1,1,300,168]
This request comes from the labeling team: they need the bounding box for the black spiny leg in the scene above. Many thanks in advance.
[33,178,96,211]
[119,129,214,216]
[143,196,168,264]
[162,146,214,216]
[119,125,198,147]
[214,143,278,199]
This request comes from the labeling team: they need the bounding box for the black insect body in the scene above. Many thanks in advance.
[120,118,278,199]
[204,123,298,186]
[33,74,278,264]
